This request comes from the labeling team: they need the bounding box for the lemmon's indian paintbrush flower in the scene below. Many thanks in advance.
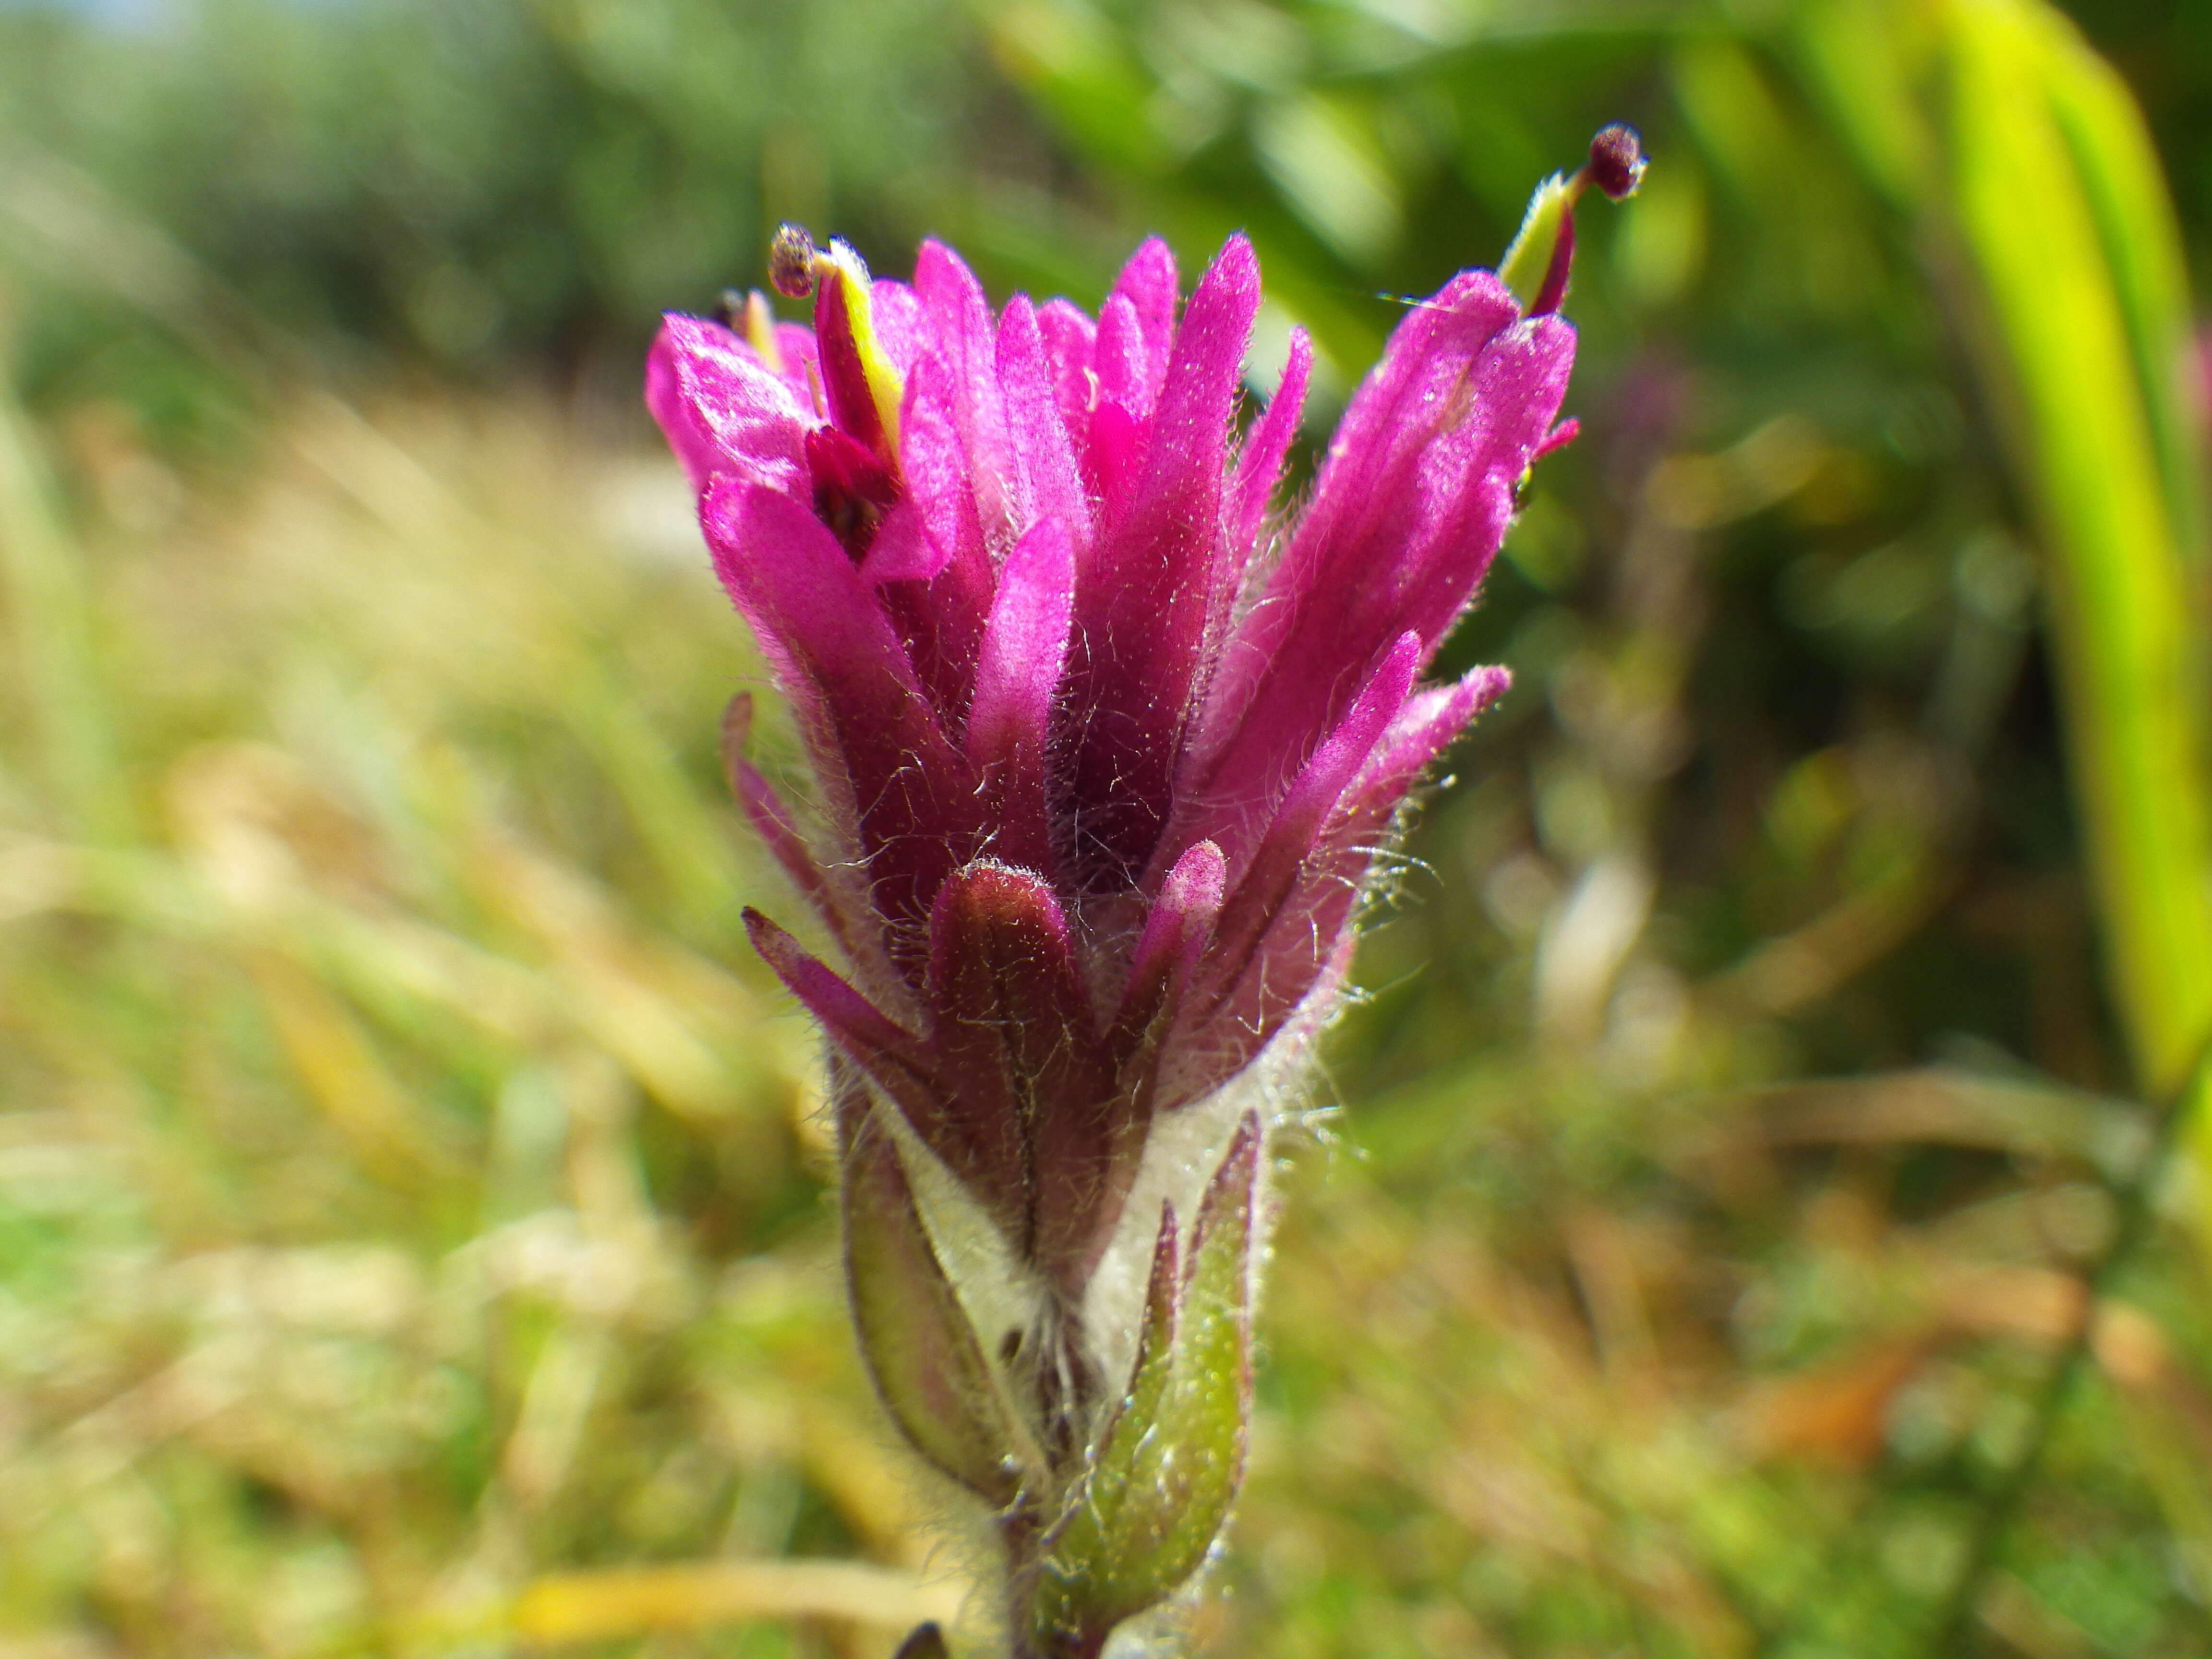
[647,128,1639,1659]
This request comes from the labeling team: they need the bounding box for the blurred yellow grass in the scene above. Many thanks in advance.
[0,378,984,1654]
[503,1559,964,1645]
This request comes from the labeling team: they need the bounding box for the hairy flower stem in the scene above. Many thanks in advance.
[999,1508,1052,1659]
[1924,1038,2212,1652]
[998,1505,1109,1659]
[646,135,1627,1651]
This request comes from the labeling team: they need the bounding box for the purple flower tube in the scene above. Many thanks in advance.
[647,130,1634,1659]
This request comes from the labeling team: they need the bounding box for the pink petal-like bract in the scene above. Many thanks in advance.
[648,233,1572,1310]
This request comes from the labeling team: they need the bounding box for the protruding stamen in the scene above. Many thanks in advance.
[1527,212,1577,320]
[722,288,786,374]
[1585,123,1647,201]
[769,222,818,299]
[1499,121,1648,316]
[806,425,901,560]
[740,289,785,374]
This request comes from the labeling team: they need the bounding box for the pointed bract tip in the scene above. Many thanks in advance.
[1201,232,1262,309]
[722,690,756,746]
[1126,234,1177,276]
[891,1625,949,1659]
[1115,838,1229,1038]
[743,907,823,981]
[1147,1200,1182,1314]
[719,694,758,785]
[1192,1111,1263,1257]
[1162,839,1226,911]
[1586,124,1647,201]
[769,222,818,299]
[1223,1108,1263,1176]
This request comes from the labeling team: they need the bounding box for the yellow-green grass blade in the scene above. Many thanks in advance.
[2032,3,2211,576]
[1943,0,2212,1103]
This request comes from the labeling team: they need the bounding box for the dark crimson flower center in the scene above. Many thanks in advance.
[805,424,901,560]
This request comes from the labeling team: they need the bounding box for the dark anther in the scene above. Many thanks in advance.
[769,222,818,299]
[1586,124,1647,201]
[805,426,900,561]
[716,288,747,329]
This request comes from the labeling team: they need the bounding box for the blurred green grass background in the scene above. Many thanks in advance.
[8,0,2212,1654]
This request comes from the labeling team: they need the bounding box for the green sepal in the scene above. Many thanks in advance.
[841,1075,1026,1506]
[1028,1115,1262,1650]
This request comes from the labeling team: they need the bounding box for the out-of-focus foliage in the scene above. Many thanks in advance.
[0,376,994,1651]
[0,0,1086,447]
[8,0,2212,1655]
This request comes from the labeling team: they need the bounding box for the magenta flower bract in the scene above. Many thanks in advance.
[648,225,1577,1653]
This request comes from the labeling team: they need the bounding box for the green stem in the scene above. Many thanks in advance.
[1001,1503,1051,1659]
[1001,1503,1112,1659]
